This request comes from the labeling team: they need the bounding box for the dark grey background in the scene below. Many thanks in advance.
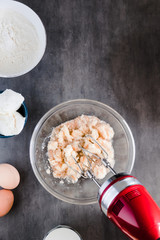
[0,0,160,239]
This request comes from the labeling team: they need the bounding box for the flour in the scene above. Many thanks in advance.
[0,9,39,76]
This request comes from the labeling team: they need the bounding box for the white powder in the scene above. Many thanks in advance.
[45,228,81,240]
[46,168,51,175]
[0,9,39,76]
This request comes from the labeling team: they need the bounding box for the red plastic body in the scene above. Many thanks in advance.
[105,184,160,240]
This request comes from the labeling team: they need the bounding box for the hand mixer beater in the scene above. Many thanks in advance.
[72,135,160,240]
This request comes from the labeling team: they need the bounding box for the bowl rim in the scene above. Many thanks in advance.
[30,99,136,205]
[43,225,83,240]
[0,0,47,78]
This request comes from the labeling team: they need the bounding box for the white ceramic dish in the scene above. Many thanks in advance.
[0,0,46,77]
[43,225,83,240]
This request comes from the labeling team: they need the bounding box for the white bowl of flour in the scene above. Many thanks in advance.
[0,0,46,77]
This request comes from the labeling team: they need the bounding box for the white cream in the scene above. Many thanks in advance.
[0,90,25,136]
[45,228,81,240]
[0,89,24,114]
[0,9,39,76]
[0,112,25,136]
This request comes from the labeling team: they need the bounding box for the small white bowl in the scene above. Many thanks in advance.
[43,225,83,240]
[0,0,46,78]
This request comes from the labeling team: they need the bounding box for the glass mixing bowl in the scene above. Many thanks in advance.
[30,99,135,205]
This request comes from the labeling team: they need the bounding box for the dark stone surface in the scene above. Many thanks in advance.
[0,0,160,239]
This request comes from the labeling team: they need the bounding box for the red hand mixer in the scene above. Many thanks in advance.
[74,135,160,240]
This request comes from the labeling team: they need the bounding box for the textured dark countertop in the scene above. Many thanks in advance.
[0,1,160,239]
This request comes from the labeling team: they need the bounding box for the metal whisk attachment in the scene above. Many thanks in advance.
[84,135,117,175]
[64,135,116,188]
[72,155,101,187]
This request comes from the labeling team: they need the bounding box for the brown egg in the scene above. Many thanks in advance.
[0,189,14,217]
[0,164,20,189]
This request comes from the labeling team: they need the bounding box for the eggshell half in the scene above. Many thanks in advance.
[0,164,20,189]
[0,189,14,217]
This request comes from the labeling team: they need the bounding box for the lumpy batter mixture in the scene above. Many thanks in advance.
[47,115,115,183]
